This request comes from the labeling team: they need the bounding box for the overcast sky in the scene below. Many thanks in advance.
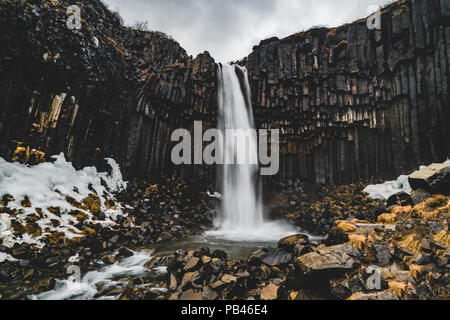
[102,0,390,62]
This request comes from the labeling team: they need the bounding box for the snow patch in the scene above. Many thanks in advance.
[207,191,223,200]
[364,175,411,200]
[0,252,17,263]
[0,153,127,248]
[365,160,450,200]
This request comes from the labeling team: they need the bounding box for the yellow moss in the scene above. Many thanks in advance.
[45,231,66,245]
[388,281,415,298]
[11,145,45,164]
[25,214,39,223]
[1,194,14,206]
[348,233,367,251]
[21,196,32,208]
[398,234,422,256]
[47,206,62,217]
[23,223,42,237]
[144,184,159,197]
[433,230,450,249]
[336,221,357,233]
[12,146,27,163]
[29,150,45,164]
[391,205,412,216]
[82,194,101,214]
[289,291,299,300]
[409,264,430,280]
[105,201,116,210]
[347,292,366,300]
[69,210,88,221]
[66,196,83,209]
[378,213,397,224]
[411,195,450,220]
[83,227,96,235]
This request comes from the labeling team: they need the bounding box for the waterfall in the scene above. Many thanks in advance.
[217,63,263,230]
[206,63,295,242]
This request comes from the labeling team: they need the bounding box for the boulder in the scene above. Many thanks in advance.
[258,249,293,267]
[202,286,218,300]
[295,244,360,278]
[180,271,201,290]
[169,274,178,291]
[212,249,227,260]
[117,247,133,258]
[180,289,203,300]
[348,291,399,300]
[413,253,432,266]
[387,192,413,207]
[410,189,432,205]
[278,234,309,252]
[184,257,201,272]
[375,244,393,266]
[248,249,268,266]
[209,280,227,291]
[260,283,279,300]
[409,162,450,194]
[330,275,365,299]
[221,274,238,284]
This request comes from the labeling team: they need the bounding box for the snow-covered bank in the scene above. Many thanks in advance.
[364,160,450,200]
[0,154,127,248]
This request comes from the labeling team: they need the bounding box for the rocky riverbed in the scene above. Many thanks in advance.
[0,157,448,300]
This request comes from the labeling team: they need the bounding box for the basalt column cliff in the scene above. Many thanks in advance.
[0,0,449,186]
[245,0,450,185]
[0,0,217,181]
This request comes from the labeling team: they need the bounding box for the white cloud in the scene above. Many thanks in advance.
[102,0,391,62]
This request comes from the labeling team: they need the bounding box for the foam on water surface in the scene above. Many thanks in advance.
[30,251,160,300]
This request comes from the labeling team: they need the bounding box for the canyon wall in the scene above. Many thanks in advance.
[0,0,217,182]
[0,0,449,187]
[246,0,450,185]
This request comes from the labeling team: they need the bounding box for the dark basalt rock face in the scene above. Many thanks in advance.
[245,0,450,186]
[0,0,217,182]
[0,0,449,187]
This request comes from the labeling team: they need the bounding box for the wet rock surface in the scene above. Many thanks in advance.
[0,0,449,301]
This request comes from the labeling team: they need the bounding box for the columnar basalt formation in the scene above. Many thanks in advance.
[0,0,449,187]
[246,0,450,185]
[0,0,217,181]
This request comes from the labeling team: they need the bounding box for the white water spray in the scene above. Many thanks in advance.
[206,63,294,241]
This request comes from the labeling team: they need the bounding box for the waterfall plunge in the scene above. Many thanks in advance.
[205,63,295,242]
[218,63,263,230]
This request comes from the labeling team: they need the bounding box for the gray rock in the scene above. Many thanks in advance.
[409,163,450,194]
[375,244,392,266]
[296,244,360,277]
